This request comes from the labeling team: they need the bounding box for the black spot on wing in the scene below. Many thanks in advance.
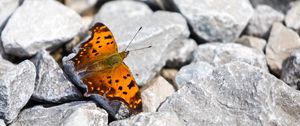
[127,80,135,89]
[118,86,122,91]
[104,35,112,39]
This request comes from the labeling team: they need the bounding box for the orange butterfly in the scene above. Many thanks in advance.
[71,23,142,112]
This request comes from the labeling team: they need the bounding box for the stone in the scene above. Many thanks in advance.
[10,101,108,126]
[175,62,214,89]
[91,0,153,27]
[0,120,5,126]
[266,23,300,76]
[0,59,35,123]
[159,62,300,126]
[1,0,83,57]
[141,76,175,112]
[235,35,267,52]
[281,49,300,89]
[192,43,268,71]
[166,39,197,68]
[160,68,177,85]
[249,0,294,12]
[166,0,253,42]
[246,5,284,37]
[136,0,166,9]
[109,112,183,126]
[31,50,82,103]
[285,1,300,32]
[65,0,98,14]
[0,0,19,29]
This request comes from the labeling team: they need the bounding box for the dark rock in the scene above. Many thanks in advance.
[31,50,82,103]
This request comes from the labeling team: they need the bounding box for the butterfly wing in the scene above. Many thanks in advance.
[106,63,142,110]
[72,23,118,70]
[81,62,142,111]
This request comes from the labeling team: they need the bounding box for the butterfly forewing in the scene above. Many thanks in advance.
[72,23,118,71]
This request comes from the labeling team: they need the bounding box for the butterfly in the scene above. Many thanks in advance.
[71,23,142,112]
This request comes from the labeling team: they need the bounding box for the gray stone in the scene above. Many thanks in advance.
[0,60,35,123]
[166,0,253,42]
[0,120,5,126]
[10,101,108,126]
[119,11,189,86]
[109,112,183,126]
[31,50,82,103]
[0,0,19,28]
[281,49,300,89]
[159,62,300,126]
[1,0,83,57]
[235,35,267,52]
[249,0,294,12]
[65,0,98,14]
[285,1,300,32]
[136,0,166,9]
[246,5,284,37]
[141,76,175,112]
[175,62,214,89]
[91,0,153,27]
[192,43,268,71]
[160,68,177,85]
[166,39,197,68]
[266,23,300,76]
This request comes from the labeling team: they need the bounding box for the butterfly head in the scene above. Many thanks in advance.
[120,51,129,60]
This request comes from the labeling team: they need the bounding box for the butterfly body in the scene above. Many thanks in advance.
[85,51,129,73]
[69,23,142,113]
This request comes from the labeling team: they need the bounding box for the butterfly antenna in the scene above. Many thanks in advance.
[128,45,152,52]
[124,27,142,51]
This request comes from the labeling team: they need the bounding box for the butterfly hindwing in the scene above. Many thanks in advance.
[81,70,112,96]
[72,23,118,70]
[106,63,142,110]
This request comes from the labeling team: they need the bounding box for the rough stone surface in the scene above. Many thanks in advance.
[65,0,97,14]
[249,0,294,12]
[109,112,183,126]
[285,1,300,32]
[0,0,19,28]
[175,62,214,89]
[159,62,300,126]
[91,0,153,27]
[0,120,5,126]
[10,101,108,126]
[192,43,268,71]
[235,35,267,52]
[166,39,197,68]
[141,76,175,112]
[1,0,83,57]
[167,0,253,42]
[0,60,35,123]
[246,5,284,37]
[31,50,82,103]
[281,49,300,89]
[266,23,300,76]
[160,68,178,85]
